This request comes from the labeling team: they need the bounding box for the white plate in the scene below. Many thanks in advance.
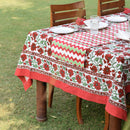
[115,30,130,41]
[106,16,127,23]
[50,26,76,34]
[84,20,108,29]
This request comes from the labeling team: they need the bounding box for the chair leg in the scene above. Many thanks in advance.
[76,96,83,124]
[127,104,130,109]
[104,110,110,130]
[109,114,122,130]
[126,93,130,109]
[48,84,54,108]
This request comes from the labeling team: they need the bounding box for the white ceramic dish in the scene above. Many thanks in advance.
[84,20,108,29]
[115,30,130,41]
[50,26,76,34]
[106,16,127,23]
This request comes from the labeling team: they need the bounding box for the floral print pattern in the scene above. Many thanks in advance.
[15,13,130,120]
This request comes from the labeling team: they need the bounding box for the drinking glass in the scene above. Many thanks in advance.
[90,15,99,34]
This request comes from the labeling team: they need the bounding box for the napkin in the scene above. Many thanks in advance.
[83,19,90,27]
[115,30,130,41]
[123,8,130,14]
[76,17,85,25]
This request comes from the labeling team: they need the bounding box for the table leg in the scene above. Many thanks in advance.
[36,80,47,122]
[109,114,122,130]
[104,111,110,130]
[76,96,83,124]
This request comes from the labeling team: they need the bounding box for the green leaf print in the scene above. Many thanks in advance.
[83,83,87,86]
[95,57,99,62]
[66,76,70,80]
[51,70,54,73]
[99,58,103,64]
[112,96,118,101]
[72,77,76,82]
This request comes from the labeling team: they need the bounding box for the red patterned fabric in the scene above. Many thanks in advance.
[123,8,130,14]
[76,17,85,25]
[15,12,130,121]
[51,18,128,67]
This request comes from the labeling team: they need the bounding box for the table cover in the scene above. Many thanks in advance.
[51,14,128,67]
[15,13,130,121]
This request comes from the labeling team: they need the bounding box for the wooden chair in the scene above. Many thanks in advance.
[97,0,125,16]
[98,1,130,129]
[50,0,86,27]
[104,93,130,130]
[48,0,86,124]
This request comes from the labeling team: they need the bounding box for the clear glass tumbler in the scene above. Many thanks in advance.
[90,15,99,34]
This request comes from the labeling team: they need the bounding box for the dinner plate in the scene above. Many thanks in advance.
[106,15,127,23]
[50,26,76,34]
[84,20,108,29]
[115,30,130,41]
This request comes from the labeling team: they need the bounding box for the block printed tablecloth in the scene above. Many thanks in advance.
[15,13,130,121]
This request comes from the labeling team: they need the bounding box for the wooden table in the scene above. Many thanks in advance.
[15,12,130,130]
[36,80,122,130]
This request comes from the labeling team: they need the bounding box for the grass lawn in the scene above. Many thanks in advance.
[0,0,130,129]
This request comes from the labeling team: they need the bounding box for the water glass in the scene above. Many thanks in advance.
[90,15,99,34]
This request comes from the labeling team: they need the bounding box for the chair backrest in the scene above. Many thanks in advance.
[98,0,125,16]
[50,1,86,26]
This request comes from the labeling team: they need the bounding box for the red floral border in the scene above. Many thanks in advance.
[15,68,127,120]
[22,50,124,87]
